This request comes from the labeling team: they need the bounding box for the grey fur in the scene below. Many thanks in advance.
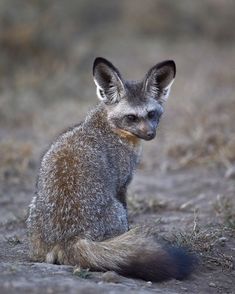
[26,58,197,283]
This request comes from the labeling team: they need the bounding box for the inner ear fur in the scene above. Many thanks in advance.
[93,57,125,104]
[144,60,176,101]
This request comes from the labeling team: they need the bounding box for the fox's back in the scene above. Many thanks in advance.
[28,106,140,247]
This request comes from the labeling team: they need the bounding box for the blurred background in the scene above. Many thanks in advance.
[0,0,235,191]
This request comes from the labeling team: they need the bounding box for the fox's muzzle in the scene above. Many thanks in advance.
[136,121,157,140]
[136,130,156,141]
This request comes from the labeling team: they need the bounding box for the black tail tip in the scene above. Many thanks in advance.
[118,245,198,282]
[165,246,198,280]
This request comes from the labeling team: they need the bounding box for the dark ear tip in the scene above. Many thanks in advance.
[165,60,176,77]
[93,57,122,79]
[93,57,108,66]
[93,57,107,74]
[93,57,115,74]
[157,60,176,78]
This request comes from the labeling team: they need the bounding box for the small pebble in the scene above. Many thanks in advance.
[219,237,227,243]
[101,271,122,283]
[146,281,152,287]
[180,200,193,210]
[209,282,216,287]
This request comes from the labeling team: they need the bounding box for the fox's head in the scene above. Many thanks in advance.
[93,57,176,141]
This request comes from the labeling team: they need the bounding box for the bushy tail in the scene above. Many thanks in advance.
[48,227,197,282]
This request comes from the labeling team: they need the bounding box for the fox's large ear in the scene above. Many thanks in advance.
[93,57,125,104]
[143,60,176,103]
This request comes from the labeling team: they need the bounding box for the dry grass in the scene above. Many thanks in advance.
[6,235,22,246]
[214,195,235,230]
[165,212,234,271]
[73,266,91,279]
[166,100,235,169]
[0,141,33,184]
[128,194,235,271]
[127,194,167,217]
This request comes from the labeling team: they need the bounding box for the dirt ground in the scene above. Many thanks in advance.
[0,1,235,293]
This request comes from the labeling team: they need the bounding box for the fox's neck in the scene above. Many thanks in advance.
[85,103,108,130]
[86,103,141,148]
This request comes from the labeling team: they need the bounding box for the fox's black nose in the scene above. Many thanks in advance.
[146,131,155,139]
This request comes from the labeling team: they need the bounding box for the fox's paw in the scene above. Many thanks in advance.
[46,245,68,265]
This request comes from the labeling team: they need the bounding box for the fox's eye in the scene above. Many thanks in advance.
[147,111,156,119]
[126,114,138,122]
